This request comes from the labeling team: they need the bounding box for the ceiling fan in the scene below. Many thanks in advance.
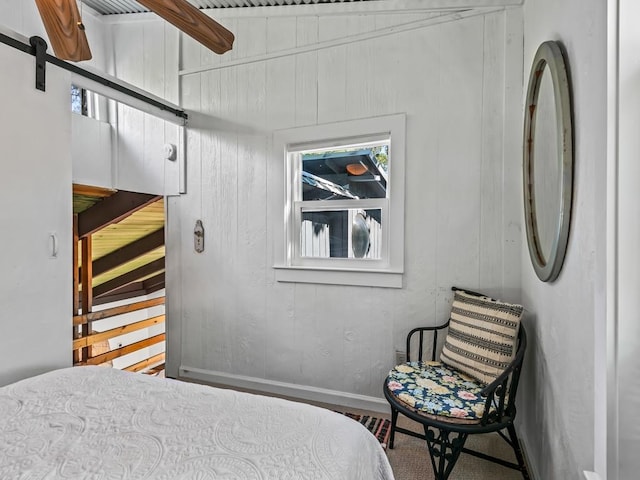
[34,0,234,62]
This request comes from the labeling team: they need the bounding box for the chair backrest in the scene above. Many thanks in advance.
[440,288,524,385]
[482,323,527,425]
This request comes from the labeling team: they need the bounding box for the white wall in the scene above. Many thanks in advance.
[0,1,182,197]
[0,43,72,386]
[71,107,182,196]
[110,19,182,196]
[72,114,112,187]
[617,0,640,478]
[94,6,524,410]
[520,0,607,479]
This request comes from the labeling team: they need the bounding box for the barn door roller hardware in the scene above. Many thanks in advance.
[30,36,48,92]
[0,31,188,121]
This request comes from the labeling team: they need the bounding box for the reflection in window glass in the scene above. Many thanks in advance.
[300,144,389,201]
[71,85,102,119]
[300,209,382,259]
[71,85,84,114]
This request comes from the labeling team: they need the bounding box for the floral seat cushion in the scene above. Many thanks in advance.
[386,361,491,424]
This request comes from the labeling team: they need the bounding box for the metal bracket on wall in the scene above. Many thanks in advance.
[29,36,47,92]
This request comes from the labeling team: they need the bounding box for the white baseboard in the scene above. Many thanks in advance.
[178,365,390,414]
[583,472,601,480]
[519,430,538,480]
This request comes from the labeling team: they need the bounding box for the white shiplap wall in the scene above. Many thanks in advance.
[520,0,606,478]
[110,7,523,408]
[111,21,182,195]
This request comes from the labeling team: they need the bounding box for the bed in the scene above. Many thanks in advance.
[0,366,394,479]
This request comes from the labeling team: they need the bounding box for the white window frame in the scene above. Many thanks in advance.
[272,114,405,288]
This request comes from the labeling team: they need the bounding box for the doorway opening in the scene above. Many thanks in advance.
[72,184,166,375]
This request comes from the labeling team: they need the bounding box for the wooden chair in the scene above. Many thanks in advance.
[383,287,530,480]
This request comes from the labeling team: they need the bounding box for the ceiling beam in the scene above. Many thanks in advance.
[90,228,165,277]
[90,282,165,307]
[78,192,161,238]
[34,0,92,61]
[91,283,146,307]
[144,282,166,297]
[142,272,165,291]
[93,258,165,299]
[135,0,234,54]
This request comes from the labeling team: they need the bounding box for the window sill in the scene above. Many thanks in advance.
[273,266,403,288]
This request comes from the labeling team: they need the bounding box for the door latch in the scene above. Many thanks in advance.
[194,220,204,253]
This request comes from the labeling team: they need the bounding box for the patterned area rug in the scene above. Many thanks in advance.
[337,412,391,450]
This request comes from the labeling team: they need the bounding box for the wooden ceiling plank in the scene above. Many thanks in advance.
[90,228,165,277]
[93,257,165,298]
[144,282,166,297]
[92,288,149,307]
[78,192,162,238]
[87,282,144,305]
[73,184,116,198]
[142,272,165,290]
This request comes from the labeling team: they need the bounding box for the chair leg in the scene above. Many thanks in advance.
[389,406,399,449]
[507,424,531,480]
[424,426,468,480]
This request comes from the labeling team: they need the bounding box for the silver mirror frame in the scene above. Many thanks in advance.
[523,41,573,283]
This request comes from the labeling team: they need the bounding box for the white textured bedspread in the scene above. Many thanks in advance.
[0,367,394,480]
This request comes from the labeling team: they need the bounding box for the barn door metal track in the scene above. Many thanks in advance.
[0,32,188,121]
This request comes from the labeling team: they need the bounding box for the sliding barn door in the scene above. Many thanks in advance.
[0,42,72,386]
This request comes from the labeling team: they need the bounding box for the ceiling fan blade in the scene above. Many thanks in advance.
[34,0,92,61]
[136,0,234,55]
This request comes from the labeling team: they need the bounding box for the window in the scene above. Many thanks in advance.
[273,114,405,288]
[71,85,102,120]
[294,140,388,261]
[71,84,87,115]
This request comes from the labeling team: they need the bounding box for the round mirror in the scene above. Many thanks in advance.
[523,41,573,282]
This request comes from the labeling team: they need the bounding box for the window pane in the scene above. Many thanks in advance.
[71,85,83,114]
[300,209,382,259]
[301,145,388,201]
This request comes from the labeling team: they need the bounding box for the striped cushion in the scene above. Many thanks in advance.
[440,290,523,385]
